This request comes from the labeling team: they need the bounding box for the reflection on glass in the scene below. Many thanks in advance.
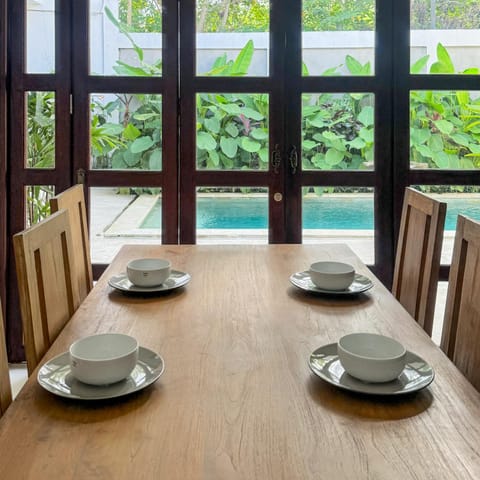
[302,93,375,171]
[196,1,270,76]
[411,185,480,263]
[26,1,55,73]
[411,1,480,74]
[26,92,55,169]
[90,1,163,76]
[302,186,374,264]
[302,0,375,76]
[196,93,269,170]
[90,93,162,171]
[410,90,480,169]
[25,185,54,227]
[196,187,268,244]
[90,187,162,264]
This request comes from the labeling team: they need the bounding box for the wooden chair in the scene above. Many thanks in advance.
[13,209,80,374]
[50,184,93,302]
[440,215,480,391]
[392,187,447,336]
[0,299,12,416]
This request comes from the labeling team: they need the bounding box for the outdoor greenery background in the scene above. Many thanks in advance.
[26,1,480,222]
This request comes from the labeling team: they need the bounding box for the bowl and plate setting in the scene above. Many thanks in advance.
[309,333,434,395]
[290,260,373,295]
[109,257,191,293]
[37,333,165,400]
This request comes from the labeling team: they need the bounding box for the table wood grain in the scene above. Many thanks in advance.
[1,244,480,479]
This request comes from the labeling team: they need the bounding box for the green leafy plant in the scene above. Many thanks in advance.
[410,43,480,170]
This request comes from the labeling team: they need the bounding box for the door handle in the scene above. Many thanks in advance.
[289,145,298,174]
[271,144,281,174]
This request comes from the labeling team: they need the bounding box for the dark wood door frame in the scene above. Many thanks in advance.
[0,0,6,344]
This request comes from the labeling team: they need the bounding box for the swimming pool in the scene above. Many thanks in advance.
[140,196,480,230]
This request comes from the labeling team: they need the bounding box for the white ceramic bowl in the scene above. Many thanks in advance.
[337,333,407,383]
[126,258,171,287]
[69,333,139,385]
[309,261,355,290]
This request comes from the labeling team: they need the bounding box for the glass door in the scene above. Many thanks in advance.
[283,1,394,280]
[179,0,286,244]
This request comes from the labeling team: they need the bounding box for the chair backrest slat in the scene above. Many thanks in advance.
[13,209,80,374]
[392,187,446,336]
[441,215,480,392]
[50,184,93,302]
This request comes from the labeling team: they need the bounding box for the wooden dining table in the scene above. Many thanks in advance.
[1,243,480,479]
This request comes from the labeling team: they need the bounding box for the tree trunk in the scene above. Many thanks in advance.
[219,0,231,32]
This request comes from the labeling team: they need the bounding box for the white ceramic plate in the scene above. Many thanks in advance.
[309,343,434,395]
[37,346,165,400]
[290,271,373,295]
[108,270,190,293]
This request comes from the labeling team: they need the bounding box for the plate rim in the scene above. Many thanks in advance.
[309,342,434,395]
[37,346,165,400]
[108,270,190,293]
[290,271,373,295]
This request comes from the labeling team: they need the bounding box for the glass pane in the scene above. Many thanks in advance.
[411,1,480,74]
[302,93,375,171]
[410,90,480,169]
[25,185,54,227]
[90,1,162,76]
[196,1,269,76]
[302,0,375,76]
[196,187,268,244]
[302,187,374,265]
[90,187,162,264]
[26,91,55,169]
[90,93,162,171]
[411,185,480,265]
[196,93,269,170]
[26,0,55,73]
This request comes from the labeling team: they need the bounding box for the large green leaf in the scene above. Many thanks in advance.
[239,137,261,153]
[358,106,374,127]
[416,145,434,158]
[258,148,268,164]
[123,124,141,140]
[434,119,454,135]
[325,148,344,165]
[204,117,221,134]
[130,136,154,153]
[359,127,374,143]
[148,150,162,170]
[220,137,238,158]
[436,43,455,73]
[123,150,142,167]
[410,55,429,74]
[225,122,239,137]
[348,137,366,149]
[251,128,268,140]
[229,40,254,76]
[208,150,220,167]
[411,127,431,145]
[197,132,217,151]
[451,133,471,147]
[302,140,318,151]
[239,107,264,121]
[428,134,444,152]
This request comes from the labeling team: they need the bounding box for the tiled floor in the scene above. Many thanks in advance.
[8,363,28,398]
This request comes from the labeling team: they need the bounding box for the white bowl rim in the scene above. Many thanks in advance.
[127,258,171,271]
[69,333,139,362]
[310,261,355,275]
[338,333,406,361]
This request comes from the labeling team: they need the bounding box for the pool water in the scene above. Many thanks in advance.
[140,196,480,230]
